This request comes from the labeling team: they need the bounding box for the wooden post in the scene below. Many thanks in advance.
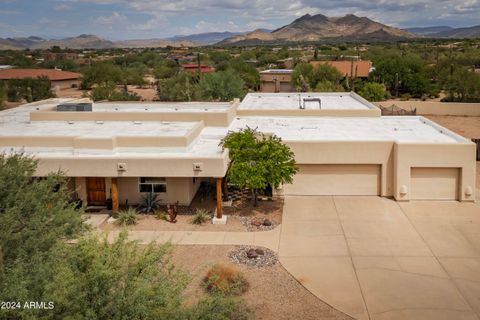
[222,177,229,201]
[216,178,223,218]
[111,178,119,214]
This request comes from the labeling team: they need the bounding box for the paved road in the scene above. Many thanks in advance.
[279,196,480,320]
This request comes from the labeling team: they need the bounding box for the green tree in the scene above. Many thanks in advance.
[199,70,246,101]
[157,71,200,101]
[293,63,344,92]
[6,76,54,102]
[81,62,123,89]
[439,66,480,102]
[0,81,6,109]
[220,128,298,206]
[358,83,388,101]
[292,62,314,91]
[89,83,141,102]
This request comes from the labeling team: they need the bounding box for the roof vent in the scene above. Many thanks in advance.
[57,102,92,112]
[301,98,321,110]
[95,120,104,124]
[133,121,142,125]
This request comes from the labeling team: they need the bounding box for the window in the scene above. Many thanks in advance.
[139,177,167,193]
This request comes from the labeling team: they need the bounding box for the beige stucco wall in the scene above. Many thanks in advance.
[377,101,480,116]
[236,108,381,117]
[51,79,80,90]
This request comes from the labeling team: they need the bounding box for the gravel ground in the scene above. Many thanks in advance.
[228,246,278,268]
[171,245,354,320]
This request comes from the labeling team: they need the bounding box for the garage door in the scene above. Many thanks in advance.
[284,164,381,196]
[411,167,459,200]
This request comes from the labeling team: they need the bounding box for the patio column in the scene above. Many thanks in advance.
[216,177,223,218]
[111,178,119,214]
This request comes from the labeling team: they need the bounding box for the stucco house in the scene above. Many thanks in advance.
[0,92,475,216]
[0,68,82,91]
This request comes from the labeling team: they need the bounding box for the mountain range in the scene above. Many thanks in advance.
[217,14,415,45]
[1,14,479,50]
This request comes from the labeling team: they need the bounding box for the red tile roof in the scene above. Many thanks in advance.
[0,69,82,81]
[310,60,372,78]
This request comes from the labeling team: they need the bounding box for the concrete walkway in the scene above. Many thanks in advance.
[99,227,281,252]
[279,196,480,320]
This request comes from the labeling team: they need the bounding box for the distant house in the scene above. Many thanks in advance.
[310,60,373,79]
[260,69,295,93]
[0,68,82,90]
[181,64,215,73]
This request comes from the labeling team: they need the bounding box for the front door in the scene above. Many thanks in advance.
[86,177,106,206]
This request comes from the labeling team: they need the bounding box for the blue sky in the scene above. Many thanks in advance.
[0,0,479,39]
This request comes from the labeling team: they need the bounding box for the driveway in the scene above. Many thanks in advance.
[279,196,480,320]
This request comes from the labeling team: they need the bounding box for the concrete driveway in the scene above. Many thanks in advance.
[279,196,480,320]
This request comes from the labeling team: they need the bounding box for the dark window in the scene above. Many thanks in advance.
[139,177,166,193]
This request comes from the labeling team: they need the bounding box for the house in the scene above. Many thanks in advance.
[0,93,475,217]
[181,64,215,73]
[260,69,295,93]
[0,68,82,90]
[310,60,373,78]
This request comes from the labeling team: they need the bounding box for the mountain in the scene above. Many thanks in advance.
[407,26,453,36]
[0,34,200,50]
[431,25,480,38]
[218,14,415,45]
[167,32,242,45]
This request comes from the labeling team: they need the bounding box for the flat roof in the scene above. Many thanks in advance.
[93,101,231,113]
[239,92,378,111]
[228,116,465,143]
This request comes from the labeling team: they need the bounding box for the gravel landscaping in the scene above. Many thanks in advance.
[171,245,354,320]
[228,246,278,268]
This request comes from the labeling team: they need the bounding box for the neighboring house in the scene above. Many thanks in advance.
[260,69,295,93]
[310,60,373,78]
[0,68,82,90]
[181,64,215,73]
[0,93,475,216]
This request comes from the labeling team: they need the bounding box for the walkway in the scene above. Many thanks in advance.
[279,196,480,320]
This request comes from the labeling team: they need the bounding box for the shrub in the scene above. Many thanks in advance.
[116,208,138,226]
[191,208,211,225]
[190,296,254,320]
[155,209,168,221]
[358,82,387,102]
[203,263,249,296]
[139,191,161,214]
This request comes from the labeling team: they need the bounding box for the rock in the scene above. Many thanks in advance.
[263,219,272,226]
[246,249,258,259]
[251,220,262,227]
[255,248,264,255]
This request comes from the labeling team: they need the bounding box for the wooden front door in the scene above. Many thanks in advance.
[86,177,106,206]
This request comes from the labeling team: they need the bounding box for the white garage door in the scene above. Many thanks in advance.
[284,164,381,196]
[411,167,459,200]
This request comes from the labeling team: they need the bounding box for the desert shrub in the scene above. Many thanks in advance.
[189,296,254,320]
[155,209,168,221]
[203,263,249,296]
[191,208,211,225]
[116,208,138,226]
[139,191,161,214]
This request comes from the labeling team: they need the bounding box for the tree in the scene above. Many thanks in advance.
[315,80,344,92]
[292,63,314,91]
[292,63,344,92]
[6,76,54,102]
[89,83,141,102]
[220,128,298,206]
[439,66,480,102]
[358,83,387,101]
[81,62,123,89]
[199,70,246,101]
[157,72,200,101]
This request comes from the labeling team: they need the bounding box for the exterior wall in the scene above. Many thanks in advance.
[260,73,295,93]
[410,168,459,200]
[74,177,87,202]
[117,177,201,206]
[376,101,480,116]
[237,108,381,117]
[51,79,81,90]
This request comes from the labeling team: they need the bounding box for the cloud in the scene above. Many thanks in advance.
[54,3,72,11]
[92,12,128,26]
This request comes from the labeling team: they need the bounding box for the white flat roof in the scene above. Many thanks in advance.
[228,116,464,143]
[93,101,231,113]
[239,92,378,110]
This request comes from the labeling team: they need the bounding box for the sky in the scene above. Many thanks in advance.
[0,0,479,40]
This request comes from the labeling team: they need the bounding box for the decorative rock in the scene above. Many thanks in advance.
[255,248,264,255]
[247,249,258,259]
[228,246,278,268]
[251,220,262,227]
[263,219,272,226]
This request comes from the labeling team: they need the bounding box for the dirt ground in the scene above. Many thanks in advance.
[127,85,157,101]
[425,115,480,139]
[171,245,353,320]
[100,199,283,232]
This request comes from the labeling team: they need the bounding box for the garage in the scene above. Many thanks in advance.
[411,167,459,200]
[284,164,381,196]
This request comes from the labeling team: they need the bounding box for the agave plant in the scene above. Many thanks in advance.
[139,191,161,214]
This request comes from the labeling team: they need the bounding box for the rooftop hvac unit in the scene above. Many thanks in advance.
[56,103,92,112]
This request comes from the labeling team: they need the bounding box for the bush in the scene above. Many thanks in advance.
[191,208,211,225]
[203,263,249,296]
[155,209,168,221]
[116,208,138,226]
[139,191,161,214]
[190,296,254,320]
[358,82,387,102]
